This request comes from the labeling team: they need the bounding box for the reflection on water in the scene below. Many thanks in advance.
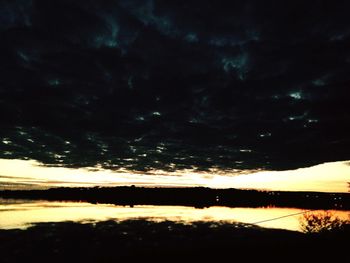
[0,198,349,231]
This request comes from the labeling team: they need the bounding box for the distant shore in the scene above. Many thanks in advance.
[1,186,349,210]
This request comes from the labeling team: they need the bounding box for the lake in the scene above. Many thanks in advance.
[1,198,348,231]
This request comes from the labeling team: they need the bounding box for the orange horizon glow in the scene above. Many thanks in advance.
[0,158,349,193]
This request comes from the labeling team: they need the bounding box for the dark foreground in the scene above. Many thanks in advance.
[0,220,348,262]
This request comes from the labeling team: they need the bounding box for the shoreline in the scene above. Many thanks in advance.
[1,186,349,210]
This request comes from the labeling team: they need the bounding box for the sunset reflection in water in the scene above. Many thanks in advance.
[1,198,349,232]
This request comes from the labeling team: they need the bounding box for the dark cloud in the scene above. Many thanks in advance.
[1,0,350,173]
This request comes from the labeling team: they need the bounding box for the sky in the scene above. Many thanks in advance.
[0,158,349,192]
[1,1,350,189]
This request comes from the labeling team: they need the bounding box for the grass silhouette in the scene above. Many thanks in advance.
[0,219,348,262]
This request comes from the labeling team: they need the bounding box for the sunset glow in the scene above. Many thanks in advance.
[1,158,349,192]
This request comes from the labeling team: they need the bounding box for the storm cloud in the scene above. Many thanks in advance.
[1,0,350,173]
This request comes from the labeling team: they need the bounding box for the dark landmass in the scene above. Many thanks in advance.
[0,219,348,262]
[1,186,349,210]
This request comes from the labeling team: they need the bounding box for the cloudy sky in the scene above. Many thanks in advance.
[1,0,350,178]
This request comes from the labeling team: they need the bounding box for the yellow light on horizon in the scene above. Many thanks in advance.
[0,158,349,192]
[230,161,350,192]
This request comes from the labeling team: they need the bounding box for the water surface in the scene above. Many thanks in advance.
[1,198,348,231]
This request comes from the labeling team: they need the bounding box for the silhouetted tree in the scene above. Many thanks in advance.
[299,211,349,233]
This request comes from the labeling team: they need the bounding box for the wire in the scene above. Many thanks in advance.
[251,209,315,225]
